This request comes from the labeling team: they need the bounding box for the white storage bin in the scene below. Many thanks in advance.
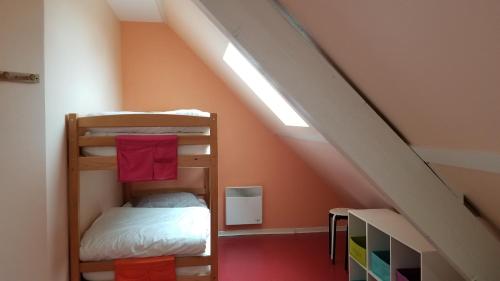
[225,186,262,225]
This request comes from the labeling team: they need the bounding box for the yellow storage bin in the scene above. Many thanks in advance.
[349,236,367,267]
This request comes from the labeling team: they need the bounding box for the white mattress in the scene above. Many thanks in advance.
[80,207,210,261]
[84,109,210,118]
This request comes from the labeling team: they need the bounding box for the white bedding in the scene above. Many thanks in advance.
[84,109,210,118]
[80,207,210,262]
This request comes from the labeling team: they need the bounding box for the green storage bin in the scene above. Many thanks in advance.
[370,250,390,281]
[349,236,367,267]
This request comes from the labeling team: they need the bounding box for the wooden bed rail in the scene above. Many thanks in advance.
[78,114,211,128]
[79,155,211,170]
[79,135,211,147]
[80,256,212,272]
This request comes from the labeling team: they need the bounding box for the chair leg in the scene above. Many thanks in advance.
[345,224,348,271]
[332,215,337,264]
[328,213,332,257]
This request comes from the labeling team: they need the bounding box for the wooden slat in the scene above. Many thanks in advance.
[79,155,211,170]
[78,136,115,146]
[80,256,212,272]
[79,135,211,147]
[78,114,211,128]
[129,179,206,193]
[176,256,213,267]
[132,187,207,197]
[67,114,80,281]
[123,183,133,203]
[180,155,212,168]
[203,167,210,204]
[178,276,211,281]
[79,156,116,170]
[79,261,112,272]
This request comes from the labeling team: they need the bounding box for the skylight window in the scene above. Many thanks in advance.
[223,43,308,127]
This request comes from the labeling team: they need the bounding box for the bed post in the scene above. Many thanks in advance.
[67,114,80,281]
[209,113,218,281]
[203,168,210,204]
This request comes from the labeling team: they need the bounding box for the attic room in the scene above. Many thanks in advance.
[0,1,499,281]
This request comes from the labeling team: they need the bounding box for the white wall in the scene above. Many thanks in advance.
[44,1,122,280]
[0,1,47,281]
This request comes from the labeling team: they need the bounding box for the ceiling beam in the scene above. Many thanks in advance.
[413,146,500,174]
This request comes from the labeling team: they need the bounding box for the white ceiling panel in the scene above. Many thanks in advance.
[107,0,165,22]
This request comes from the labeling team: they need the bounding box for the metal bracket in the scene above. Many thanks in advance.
[0,71,40,83]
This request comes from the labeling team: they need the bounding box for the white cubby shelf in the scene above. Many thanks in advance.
[348,209,465,281]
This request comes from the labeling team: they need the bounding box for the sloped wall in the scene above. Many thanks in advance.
[121,22,348,230]
[280,0,500,230]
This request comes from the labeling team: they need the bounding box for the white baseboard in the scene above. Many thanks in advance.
[218,225,346,237]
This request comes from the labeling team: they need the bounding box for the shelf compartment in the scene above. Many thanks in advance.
[349,236,367,267]
[390,238,420,281]
[349,256,366,281]
[366,224,391,276]
[396,268,420,281]
[370,250,390,281]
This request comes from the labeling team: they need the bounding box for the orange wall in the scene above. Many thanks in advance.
[121,22,345,230]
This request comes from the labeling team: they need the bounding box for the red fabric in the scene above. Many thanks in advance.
[114,256,176,281]
[116,135,178,182]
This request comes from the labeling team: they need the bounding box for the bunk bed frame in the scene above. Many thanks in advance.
[66,113,218,281]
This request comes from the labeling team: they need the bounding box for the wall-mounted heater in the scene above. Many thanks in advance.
[225,186,263,225]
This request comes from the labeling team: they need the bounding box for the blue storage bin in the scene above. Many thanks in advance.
[370,250,390,281]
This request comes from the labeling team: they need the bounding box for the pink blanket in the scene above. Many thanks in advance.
[116,135,178,182]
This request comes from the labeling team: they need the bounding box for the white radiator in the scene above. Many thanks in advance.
[225,186,262,225]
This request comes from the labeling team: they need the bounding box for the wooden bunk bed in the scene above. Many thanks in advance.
[66,112,218,281]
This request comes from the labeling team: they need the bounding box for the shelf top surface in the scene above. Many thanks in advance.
[349,209,435,253]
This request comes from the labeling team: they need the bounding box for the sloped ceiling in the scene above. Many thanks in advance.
[159,0,391,208]
[106,1,499,229]
[279,0,500,230]
[107,0,391,208]
[107,0,165,22]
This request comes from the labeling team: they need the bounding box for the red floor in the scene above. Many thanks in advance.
[219,232,348,281]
